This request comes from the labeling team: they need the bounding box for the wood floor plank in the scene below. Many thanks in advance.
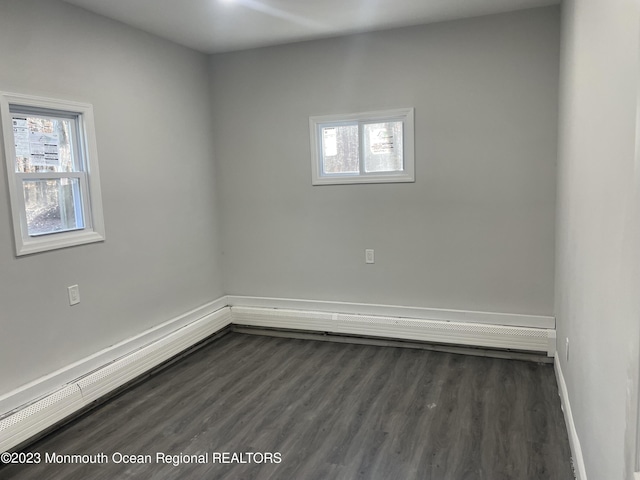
[1,332,574,479]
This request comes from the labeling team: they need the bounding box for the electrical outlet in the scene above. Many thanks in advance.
[68,285,80,306]
[365,249,375,264]
[565,338,569,362]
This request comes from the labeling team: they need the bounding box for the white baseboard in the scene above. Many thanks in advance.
[0,385,84,456]
[226,295,556,329]
[0,295,556,453]
[231,305,556,356]
[0,303,232,452]
[0,297,229,417]
[554,354,587,480]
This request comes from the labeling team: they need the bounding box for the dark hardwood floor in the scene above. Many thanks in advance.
[1,332,574,479]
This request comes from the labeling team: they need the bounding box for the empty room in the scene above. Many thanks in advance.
[0,0,638,479]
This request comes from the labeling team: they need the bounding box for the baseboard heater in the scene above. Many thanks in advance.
[0,303,555,453]
[231,306,556,356]
[0,306,233,453]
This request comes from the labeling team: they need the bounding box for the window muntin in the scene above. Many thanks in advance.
[310,108,414,185]
[1,93,105,256]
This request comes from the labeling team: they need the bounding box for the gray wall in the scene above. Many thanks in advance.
[0,0,223,397]
[555,0,640,478]
[211,7,560,315]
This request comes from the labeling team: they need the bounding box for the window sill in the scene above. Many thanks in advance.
[312,172,415,186]
[17,230,105,256]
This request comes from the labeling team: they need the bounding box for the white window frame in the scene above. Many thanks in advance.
[309,107,415,185]
[0,92,105,256]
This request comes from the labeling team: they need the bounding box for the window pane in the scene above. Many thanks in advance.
[12,114,77,174]
[363,121,403,173]
[321,124,359,174]
[22,178,84,236]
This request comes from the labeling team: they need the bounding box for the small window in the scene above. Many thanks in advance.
[0,93,105,256]
[309,108,414,185]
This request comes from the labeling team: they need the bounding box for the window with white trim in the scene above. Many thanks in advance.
[0,93,105,256]
[309,108,414,185]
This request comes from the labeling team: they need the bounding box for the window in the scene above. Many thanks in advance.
[0,93,105,256]
[309,108,414,185]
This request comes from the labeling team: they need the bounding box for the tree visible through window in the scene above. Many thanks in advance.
[309,108,414,185]
[1,92,105,256]
[14,114,84,236]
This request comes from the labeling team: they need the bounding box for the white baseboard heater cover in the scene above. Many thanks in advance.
[0,307,232,453]
[77,307,232,404]
[231,306,556,356]
[1,302,555,453]
[0,385,84,454]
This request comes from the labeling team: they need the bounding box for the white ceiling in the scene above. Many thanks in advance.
[61,0,560,54]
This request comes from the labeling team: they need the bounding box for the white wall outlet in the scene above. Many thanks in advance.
[565,337,569,362]
[68,285,80,306]
[365,249,375,264]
